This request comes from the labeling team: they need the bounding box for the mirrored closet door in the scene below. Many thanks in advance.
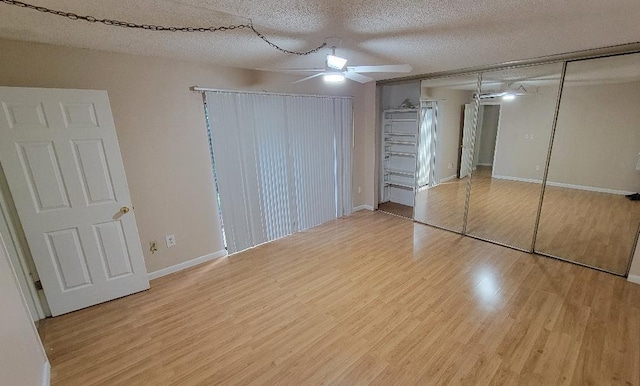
[534,53,640,275]
[465,64,564,250]
[414,74,481,232]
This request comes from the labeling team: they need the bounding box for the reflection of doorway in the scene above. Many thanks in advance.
[417,101,437,189]
[459,104,500,177]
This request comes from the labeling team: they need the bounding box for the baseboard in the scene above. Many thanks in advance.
[148,249,228,280]
[492,175,635,195]
[628,275,640,285]
[492,175,540,184]
[439,174,458,183]
[42,361,50,386]
[352,205,374,212]
[546,181,634,196]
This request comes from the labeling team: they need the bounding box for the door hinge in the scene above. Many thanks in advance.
[34,280,43,290]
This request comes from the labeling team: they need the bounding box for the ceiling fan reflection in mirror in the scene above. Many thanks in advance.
[262,46,412,84]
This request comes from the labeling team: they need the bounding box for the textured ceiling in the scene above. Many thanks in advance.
[1,0,640,81]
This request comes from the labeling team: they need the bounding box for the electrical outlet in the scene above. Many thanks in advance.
[165,234,176,248]
[358,186,362,193]
[448,163,453,169]
[535,165,540,171]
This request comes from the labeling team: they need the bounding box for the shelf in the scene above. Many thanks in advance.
[384,108,418,113]
[384,139,417,146]
[384,132,417,137]
[384,118,417,123]
[385,169,415,176]
[385,151,416,157]
[384,181,415,190]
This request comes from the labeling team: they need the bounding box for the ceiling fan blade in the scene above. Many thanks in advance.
[292,73,325,84]
[347,64,412,73]
[344,72,374,84]
[257,68,325,73]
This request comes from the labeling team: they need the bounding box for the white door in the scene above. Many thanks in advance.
[459,103,483,178]
[0,87,149,316]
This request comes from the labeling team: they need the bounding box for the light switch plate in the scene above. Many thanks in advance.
[165,234,176,248]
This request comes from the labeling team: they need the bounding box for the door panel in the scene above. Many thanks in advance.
[1,101,49,130]
[16,141,71,212]
[0,87,149,316]
[45,227,92,290]
[93,220,133,279]
[72,139,117,205]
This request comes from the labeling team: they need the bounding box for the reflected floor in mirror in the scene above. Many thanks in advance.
[414,175,468,231]
[378,201,413,219]
[536,187,640,275]
[467,166,540,250]
[417,166,639,274]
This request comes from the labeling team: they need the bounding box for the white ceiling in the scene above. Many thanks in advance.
[1,0,640,81]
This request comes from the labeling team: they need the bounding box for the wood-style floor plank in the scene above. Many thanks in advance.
[38,211,640,385]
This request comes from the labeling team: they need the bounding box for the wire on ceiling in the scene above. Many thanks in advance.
[0,0,327,56]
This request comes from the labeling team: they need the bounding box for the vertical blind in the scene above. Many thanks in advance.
[418,101,437,188]
[206,91,353,254]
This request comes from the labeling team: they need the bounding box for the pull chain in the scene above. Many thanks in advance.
[0,0,327,56]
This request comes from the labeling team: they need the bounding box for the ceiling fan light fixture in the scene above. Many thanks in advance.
[327,54,348,70]
[324,73,345,83]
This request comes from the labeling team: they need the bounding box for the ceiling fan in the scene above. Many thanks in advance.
[265,46,412,84]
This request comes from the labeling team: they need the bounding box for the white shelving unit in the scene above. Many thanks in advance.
[381,108,419,207]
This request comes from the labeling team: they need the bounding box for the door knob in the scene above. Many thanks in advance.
[120,206,130,214]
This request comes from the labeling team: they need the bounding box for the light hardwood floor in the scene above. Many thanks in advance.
[415,167,640,274]
[39,211,640,385]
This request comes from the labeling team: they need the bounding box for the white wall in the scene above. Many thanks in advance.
[547,81,640,192]
[381,82,421,110]
[0,234,49,386]
[0,38,368,275]
[492,87,557,181]
[493,81,640,193]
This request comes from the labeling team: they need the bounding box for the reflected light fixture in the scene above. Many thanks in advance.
[327,54,348,70]
[326,46,348,70]
[324,73,345,83]
[502,93,516,101]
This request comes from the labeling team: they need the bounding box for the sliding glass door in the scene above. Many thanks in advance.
[206,91,353,254]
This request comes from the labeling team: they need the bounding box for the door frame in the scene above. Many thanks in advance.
[0,172,46,320]
[477,101,503,177]
[456,106,465,178]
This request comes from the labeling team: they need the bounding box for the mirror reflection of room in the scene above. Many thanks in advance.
[465,64,563,250]
[378,81,421,219]
[535,53,640,275]
[413,74,479,232]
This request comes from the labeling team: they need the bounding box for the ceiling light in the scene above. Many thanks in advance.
[327,54,348,70]
[324,73,345,83]
[502,93,516,101]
